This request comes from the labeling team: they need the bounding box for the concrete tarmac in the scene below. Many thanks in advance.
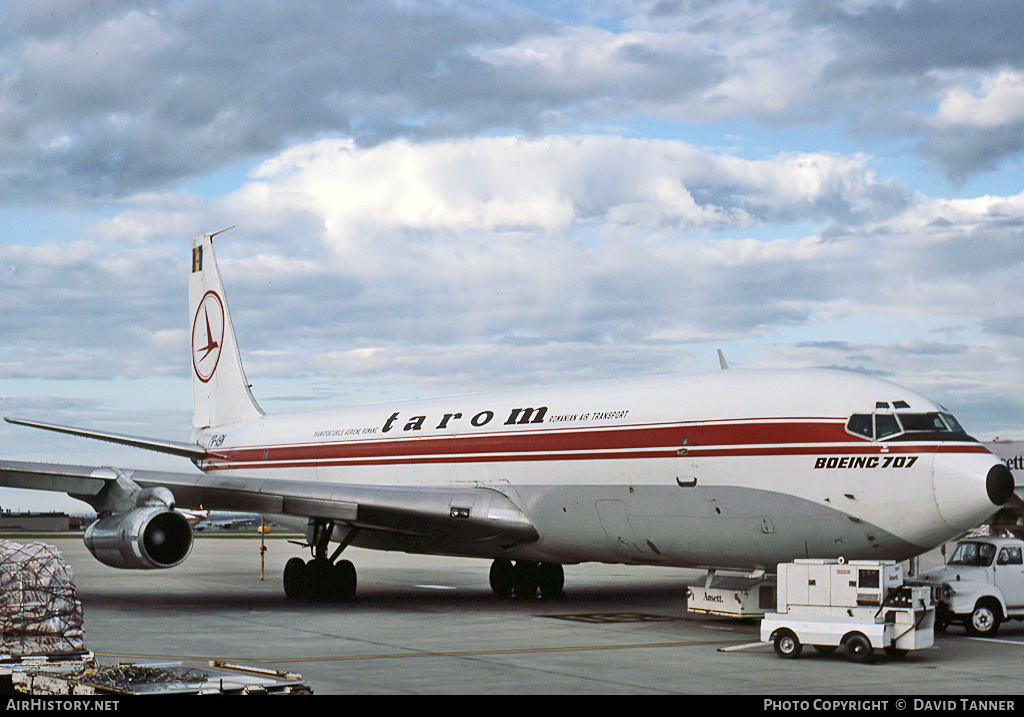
[24,535,1024,695]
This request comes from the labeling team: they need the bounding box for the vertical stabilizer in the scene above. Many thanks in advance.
[189,232,263,429]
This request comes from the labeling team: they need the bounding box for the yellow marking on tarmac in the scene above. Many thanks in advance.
[95,638,746,665]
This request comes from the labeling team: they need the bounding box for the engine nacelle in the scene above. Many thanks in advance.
[84,506,194,569]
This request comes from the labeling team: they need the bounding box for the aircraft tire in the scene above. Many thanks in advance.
[305,558,333,601]
[283,557,308,600]
[332,559,357,600]
[537,562,564,599]
[489,559,515,598]
[512,560,540,600]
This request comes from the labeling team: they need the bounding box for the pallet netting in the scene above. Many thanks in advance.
[0,540,86,657]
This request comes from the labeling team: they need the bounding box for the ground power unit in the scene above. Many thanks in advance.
[760,558,935,662]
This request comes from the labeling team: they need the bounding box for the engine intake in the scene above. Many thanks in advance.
[84,506,194,569]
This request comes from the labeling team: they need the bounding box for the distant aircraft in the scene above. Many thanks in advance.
[1,231,1015,602]
[177,508,266,531]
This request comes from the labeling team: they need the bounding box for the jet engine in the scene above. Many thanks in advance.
[84,506,194,569]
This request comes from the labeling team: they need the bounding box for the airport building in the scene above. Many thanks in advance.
[0,509,71,532]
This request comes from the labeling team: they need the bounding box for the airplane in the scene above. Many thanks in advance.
[981,439,1024,537]
[0,231,1016,603]
[176,507,268,531]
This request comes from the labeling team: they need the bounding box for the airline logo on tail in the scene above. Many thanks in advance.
[192,290,224,383]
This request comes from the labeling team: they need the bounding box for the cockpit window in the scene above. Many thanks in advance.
[845,410,975,442]
[941,413,964,433]
[948,541,996,567]
[875,414,900,439]
[847,414,873,438]
[898,413,948,432]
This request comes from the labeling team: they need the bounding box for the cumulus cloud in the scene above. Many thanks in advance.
[4,0,1023,204]
[5,134,1020,405]
[934,71,1024,129]
[239,136,910,247]
[2,0,1023,447]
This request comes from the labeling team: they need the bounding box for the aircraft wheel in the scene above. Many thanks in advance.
[773,630,802,659]
[283,557,307,600]
[537,562,565,600]
[489,559,514,598]
[332,559,357,600]
[304,558,333,601]
[512,561,539,600]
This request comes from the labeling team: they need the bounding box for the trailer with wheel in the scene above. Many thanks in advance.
[760,559,934,662]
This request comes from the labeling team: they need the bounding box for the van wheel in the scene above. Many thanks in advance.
[773,630,802,659]
[965,601,1001,637]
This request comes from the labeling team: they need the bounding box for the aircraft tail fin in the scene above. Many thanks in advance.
[189,230,263,429]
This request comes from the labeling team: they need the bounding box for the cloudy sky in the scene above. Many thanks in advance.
[2,0,1023,510]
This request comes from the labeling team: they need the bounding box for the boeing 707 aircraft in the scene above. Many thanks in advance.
[1,231,1016,602]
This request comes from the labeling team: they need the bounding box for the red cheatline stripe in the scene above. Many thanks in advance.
[203,420,845,464]
[197,418,989,471]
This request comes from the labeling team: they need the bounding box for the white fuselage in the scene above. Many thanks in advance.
[191,368,1004,570]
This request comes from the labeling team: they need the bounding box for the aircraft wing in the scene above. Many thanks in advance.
[0,460,539,549]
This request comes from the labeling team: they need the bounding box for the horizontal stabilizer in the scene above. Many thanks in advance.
[4,417,208,461]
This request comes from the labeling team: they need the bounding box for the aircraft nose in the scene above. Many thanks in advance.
[987,463,1014,506]
[933,452,1011,532]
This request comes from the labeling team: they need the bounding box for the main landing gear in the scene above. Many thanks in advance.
[283,518,359,602]
[282,518,565,602]
[489,558,565,600]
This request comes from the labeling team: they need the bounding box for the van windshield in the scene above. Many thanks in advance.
[948,541,996,567]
